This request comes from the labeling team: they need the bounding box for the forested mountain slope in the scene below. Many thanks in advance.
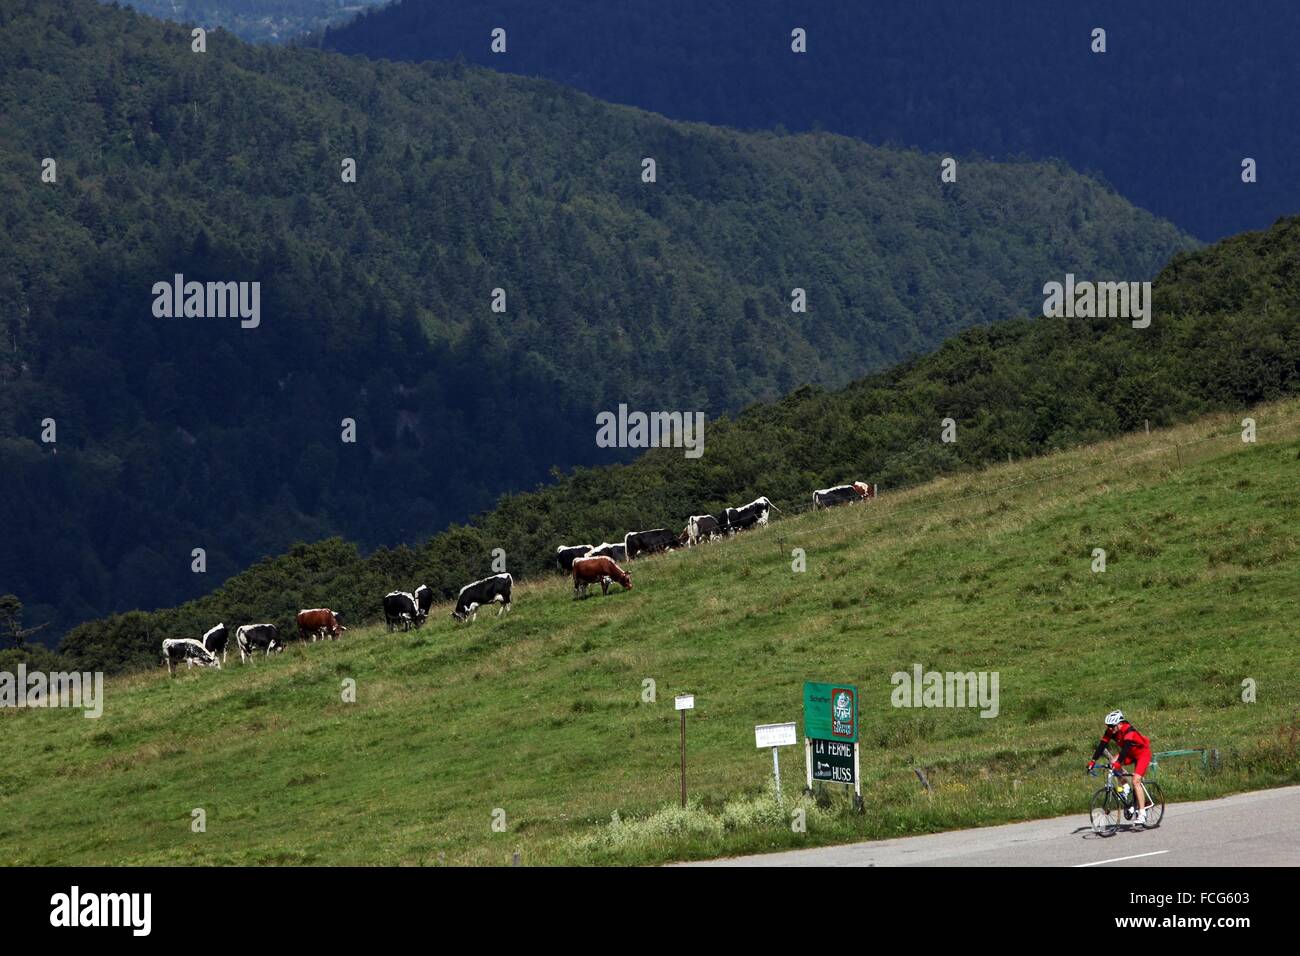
[36,216,1300,677]
[0,0,1188,642]
[324,0,1300,242]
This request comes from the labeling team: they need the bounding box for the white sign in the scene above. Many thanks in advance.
[675,694,695,711]
[754,722,798,748]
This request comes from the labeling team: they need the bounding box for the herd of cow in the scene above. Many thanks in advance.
[558,484,876,598]
[160,483,876,674]
[160,609,345,673]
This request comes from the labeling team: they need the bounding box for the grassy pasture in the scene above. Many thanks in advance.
[2,401,1298,865]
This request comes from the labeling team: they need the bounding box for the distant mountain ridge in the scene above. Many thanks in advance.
[324,0,1300,242]
[1,0,1188,643]
[106,0,387,43]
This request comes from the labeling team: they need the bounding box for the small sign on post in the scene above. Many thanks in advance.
[803,681,863,812]
[755,722,798,804]
[675,694,694,808]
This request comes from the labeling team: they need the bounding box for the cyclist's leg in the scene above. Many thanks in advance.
[1132,751,1152,811]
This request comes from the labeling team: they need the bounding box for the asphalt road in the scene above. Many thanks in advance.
[688,784,1300,867]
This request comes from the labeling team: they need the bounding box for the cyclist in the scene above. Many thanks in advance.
[1087,710,1153,825]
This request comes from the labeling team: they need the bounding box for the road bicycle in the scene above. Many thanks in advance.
[1088,759,1164,836]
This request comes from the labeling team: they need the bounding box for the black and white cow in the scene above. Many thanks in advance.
[812,485,858,509]
[556,545,594,572]
[624,528,678,560]
[383,591,419,632]
[201,622,229,663]
[588,542,628,562]
[235,624,283,662]
[414,585,433,625]
[722,496,778,534]
[684,514,723,546]
[451,573,513,623]
[162,638,219,675]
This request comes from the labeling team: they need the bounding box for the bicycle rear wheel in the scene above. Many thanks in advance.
[1140,782,1165,828]
[1090,787,1120,836]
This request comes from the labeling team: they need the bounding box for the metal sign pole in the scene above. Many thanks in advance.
[680,708,687,808]
[675,694,693,808]
[804,738,813,793]
[853,741,863,812]
[772,746,782,805]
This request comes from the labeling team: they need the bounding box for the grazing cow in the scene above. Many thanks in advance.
[722,496,778,534]
[235,623,283,662]
[414,585,433,624]
[201,622,229,663]
[588,542,627,562]
[685,514,723,546]
[296,608,345,642]
[556,545,594,572]
[814,481,876,508]
[624,528,678,560]
[572,556,632,599]
[162,638,219,675]
[383,591,419,632]
[452,573,513,623]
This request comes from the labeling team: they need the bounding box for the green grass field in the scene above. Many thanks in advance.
[2,402,1298,866]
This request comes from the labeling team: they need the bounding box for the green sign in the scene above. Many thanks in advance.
[810,737,856,784]
[803,681,857,743]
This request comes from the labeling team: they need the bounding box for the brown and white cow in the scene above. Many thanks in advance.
[572,555,632,599]
[296,608,345,642]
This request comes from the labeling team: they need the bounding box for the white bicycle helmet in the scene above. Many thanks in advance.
[1104,709,1125,726]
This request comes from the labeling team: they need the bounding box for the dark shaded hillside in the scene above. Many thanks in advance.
[324,0,1300,242]
[0,0,1188,643]
[44,217,1300,676]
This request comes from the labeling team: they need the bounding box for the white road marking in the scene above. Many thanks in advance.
[1073,850,1169,867]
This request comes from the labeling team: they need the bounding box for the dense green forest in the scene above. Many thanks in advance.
[0,0,1189,644]
[109,0,384,42]
[22,215,1299,678]
[324,0,1300,242]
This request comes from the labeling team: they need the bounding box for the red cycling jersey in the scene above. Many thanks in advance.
[1091,721,1152,775]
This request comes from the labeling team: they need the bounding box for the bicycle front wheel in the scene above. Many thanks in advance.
[1141,782,1165,828]
[1090,787,1120,836]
